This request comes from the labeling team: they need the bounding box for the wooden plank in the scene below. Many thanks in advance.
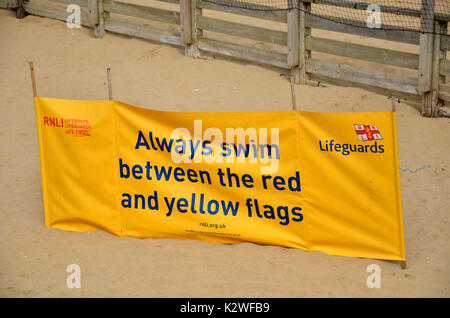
[306,15,420,45]
[23,2,89,26]
[198,38,288,69]
[307,0,421,17]
[440,59,450,76]
[305,0,450,22]
[180,0,192,44]
[197,15,286,46]
[440,83,450,95]
[307,69,422,104]
[306,59,419,95]
[308,37,420,70]
[105,18,183,46]
[441,35,450,51]
[197,0,286,23]
[104,1,180,25]
[307,74,422,105]
[153,0,180,4]
[287,0,299,67]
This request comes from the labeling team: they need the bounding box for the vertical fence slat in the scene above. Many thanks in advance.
[298,0,311,84]
[94,0,105,37]
[180,0,192,45]
[287,0,299,68]
[185,0,201,57]
[418,0,435,116]
[431,20,447,116]
[430,21,440,116]
[88,0,106,38]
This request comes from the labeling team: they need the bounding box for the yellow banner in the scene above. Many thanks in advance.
[34,97,406,261]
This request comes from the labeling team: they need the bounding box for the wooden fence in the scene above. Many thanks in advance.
[1,0,449,116]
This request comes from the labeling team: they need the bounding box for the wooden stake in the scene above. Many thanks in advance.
[290,71,297,110]
[107,67,113,100]
[390,95,406,269]
[391,96,397,112]
[29,61,37,98]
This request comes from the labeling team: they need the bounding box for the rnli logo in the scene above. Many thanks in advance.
[354,124,382,142]
[318,124,385,156]
[43,116,92,137]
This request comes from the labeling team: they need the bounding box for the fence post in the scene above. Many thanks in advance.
[287,0,299,82]
[88,0,98,27]
[181,0,192,44]
[88,0,106,38]
[95,0,106,38]
[418,0,435,116]
[430,20,447,117]
[298,0,311,85]
[182,0,200,57]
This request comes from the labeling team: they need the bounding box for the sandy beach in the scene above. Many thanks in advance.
[0,7,449,297]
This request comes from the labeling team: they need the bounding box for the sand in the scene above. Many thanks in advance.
[0,7,449,297]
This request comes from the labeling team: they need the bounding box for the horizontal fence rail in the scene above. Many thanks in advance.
[104,1,181,25]
[2,0,449,116]
[23,1,90,26]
